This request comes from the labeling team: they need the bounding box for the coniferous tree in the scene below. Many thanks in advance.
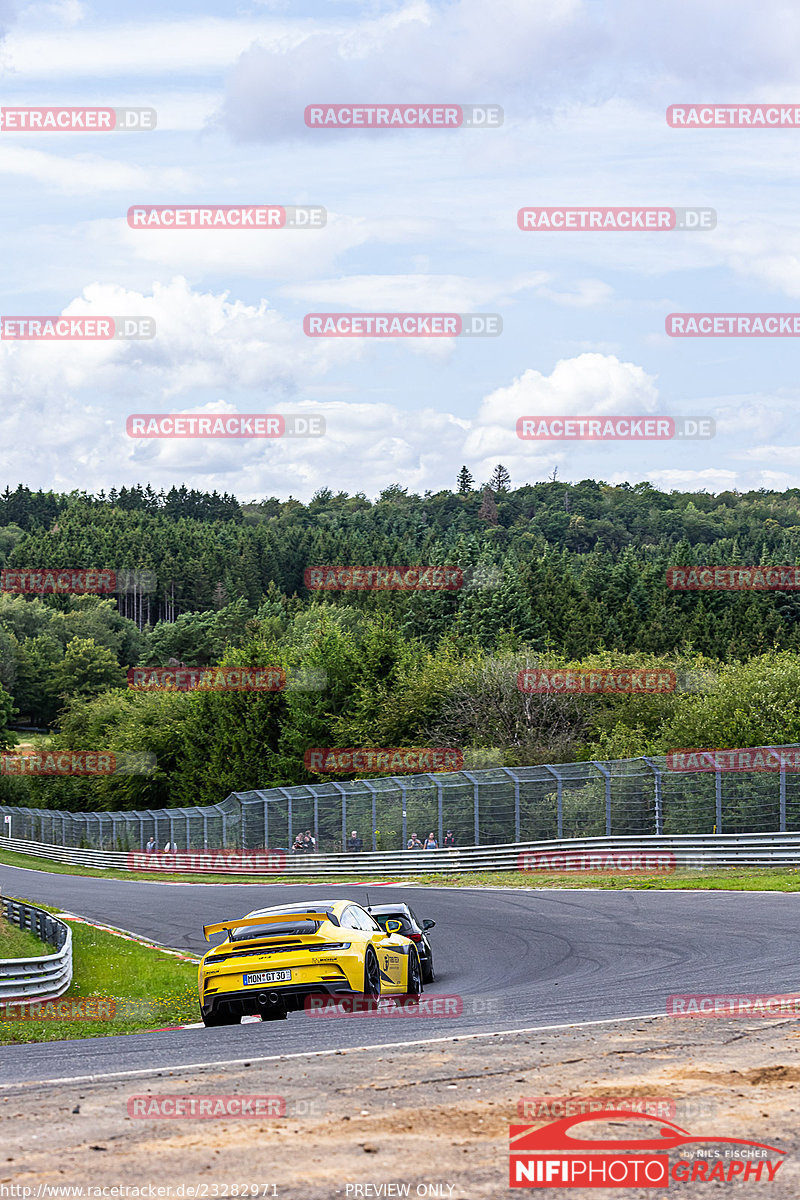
[490,464,511,492]
[457,466,474,494]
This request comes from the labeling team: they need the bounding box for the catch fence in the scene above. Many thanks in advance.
[2,748,800,853]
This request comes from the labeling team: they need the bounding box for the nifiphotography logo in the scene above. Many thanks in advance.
[509,1110,786,1187]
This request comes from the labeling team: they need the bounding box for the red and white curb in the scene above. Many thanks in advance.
[55,912,199,962]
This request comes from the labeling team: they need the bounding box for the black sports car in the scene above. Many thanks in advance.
[368,901,436,983]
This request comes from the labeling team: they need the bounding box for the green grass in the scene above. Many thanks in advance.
[1,845,800,891]
[403,867,800,891]
[0,915,52,958]
[0,907,199,1044]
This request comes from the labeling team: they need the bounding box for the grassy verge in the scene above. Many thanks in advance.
[0,908,199,1044]
[1,846,800,891]
[0,915,53,958]
[405,868,800,891]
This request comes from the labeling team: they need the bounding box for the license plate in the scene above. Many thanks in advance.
[243,970,291,985]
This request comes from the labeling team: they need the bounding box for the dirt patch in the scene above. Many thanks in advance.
[2,1017,799,1198]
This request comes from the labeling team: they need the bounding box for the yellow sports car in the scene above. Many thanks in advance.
[199,899,423,1026]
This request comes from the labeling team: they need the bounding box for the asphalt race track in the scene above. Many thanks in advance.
[2,860,799,1087]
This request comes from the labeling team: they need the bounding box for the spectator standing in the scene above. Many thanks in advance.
[145,836,156,854]
[347,830,363,852]
[443,830,456,848]
[424,832,438,849]
[303,829,316,852]
[407,832,423,850]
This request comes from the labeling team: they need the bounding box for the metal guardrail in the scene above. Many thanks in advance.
[1,832,799,876]
[0,894,72,1002]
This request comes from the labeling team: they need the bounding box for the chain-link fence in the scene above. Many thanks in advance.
[2,748,800,853]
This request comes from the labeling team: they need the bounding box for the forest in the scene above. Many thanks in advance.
[1,473,800,811]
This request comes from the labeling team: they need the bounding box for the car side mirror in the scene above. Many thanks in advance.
[384,918,403,934]
[422,919,435,930]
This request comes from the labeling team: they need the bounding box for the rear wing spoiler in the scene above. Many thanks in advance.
[203,911,339,942]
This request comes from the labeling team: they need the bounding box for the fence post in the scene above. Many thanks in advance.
[338,783,347,851]
[313,788,319,849]
[398,778,407,850]
[592,762,612,836]
[462,772,480,846]
[435,774,444,847]
[502,768,521,842]
[780,758,787,833]
[277,788,295,849]
[203,810,208,848]
[544,766,563,839]
[362,780,378,850]
[642,757,663,836]
[704,753,722,833]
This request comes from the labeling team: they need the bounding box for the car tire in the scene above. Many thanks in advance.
[202,1009,241,1027]
[364,947,381,1001]
[422,956,435,985]
[406,947,423,997]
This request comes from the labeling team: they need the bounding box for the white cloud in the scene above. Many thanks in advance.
[3,17,312,77]
[19,0,86,26]
[0,277,341,402]
[0,144,190,194]
[279,271,548,310]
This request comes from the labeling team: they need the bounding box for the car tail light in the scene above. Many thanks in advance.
[407,933,422,942]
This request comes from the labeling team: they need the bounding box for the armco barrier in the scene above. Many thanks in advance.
[1,832,799,876]
[0,895,72,1001]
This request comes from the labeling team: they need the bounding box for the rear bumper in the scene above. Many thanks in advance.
[201,981,359,1019]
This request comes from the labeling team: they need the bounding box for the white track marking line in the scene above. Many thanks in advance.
[0,1010,671,1091]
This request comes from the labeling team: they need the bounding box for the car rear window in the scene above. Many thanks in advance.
[231,919,321,941]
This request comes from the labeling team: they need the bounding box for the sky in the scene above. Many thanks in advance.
[2,0,800,502]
